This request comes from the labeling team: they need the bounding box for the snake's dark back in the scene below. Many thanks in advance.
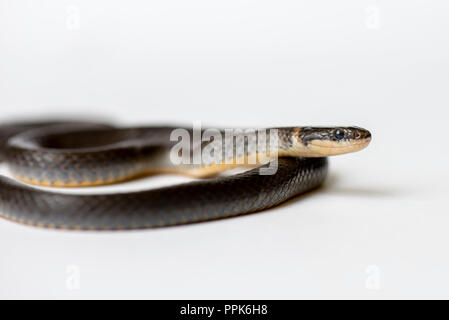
[5,125,181,186]
[0,158,328,230]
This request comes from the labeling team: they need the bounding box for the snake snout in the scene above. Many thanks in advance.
[350,127,371,141]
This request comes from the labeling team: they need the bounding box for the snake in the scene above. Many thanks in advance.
[0,121,371,230]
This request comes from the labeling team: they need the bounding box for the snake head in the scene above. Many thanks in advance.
[296,126,372,157]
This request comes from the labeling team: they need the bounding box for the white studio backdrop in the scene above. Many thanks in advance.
[0,0,448,299]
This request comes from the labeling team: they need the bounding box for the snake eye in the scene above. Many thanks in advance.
[334,129,345,140]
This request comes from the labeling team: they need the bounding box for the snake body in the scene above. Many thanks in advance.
[0,122,371,230]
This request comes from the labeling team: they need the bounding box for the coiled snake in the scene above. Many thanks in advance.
[0,121,371,230]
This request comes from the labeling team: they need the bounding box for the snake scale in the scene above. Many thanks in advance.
[0,121,371,230]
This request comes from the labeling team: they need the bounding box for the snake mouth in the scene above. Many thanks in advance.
[306,137,371,156]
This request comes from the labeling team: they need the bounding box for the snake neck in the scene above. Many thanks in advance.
[158,128,312,177]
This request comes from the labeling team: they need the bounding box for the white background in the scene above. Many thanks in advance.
[0,0,448,299]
